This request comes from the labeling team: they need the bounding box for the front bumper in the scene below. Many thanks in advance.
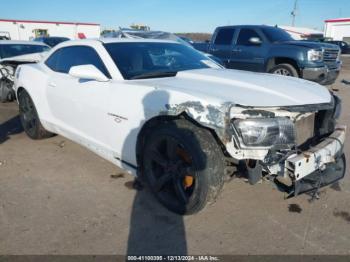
[284,125,346,195]
[302,63,341,85]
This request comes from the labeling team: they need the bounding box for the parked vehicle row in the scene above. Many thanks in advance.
[13,38,346,214]
[192,25,341,85]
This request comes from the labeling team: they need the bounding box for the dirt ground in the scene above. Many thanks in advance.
[1,58,350,256]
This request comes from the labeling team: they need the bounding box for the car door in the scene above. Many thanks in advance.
[229,28,267,72]
[209,27,236,67]
[45,45,114,153]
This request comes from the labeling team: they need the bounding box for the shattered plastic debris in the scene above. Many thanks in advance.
[341,79,350,85]
[288,204,302,213]
[58,141,65,148]
[124,179,144,191]
[110,173,125,179]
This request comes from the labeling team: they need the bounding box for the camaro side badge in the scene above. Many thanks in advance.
[108,113,128,123]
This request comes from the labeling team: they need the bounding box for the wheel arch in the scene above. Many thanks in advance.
[266,57,301,76]
[135,113,228,168]
[16,86,48,126]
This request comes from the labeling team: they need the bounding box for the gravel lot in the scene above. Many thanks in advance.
[1,58,350,255]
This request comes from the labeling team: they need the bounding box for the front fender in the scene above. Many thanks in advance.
[161,100,234,143]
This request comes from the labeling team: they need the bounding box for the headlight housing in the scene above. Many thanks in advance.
[233,118,295,147]
[307,49,323,62]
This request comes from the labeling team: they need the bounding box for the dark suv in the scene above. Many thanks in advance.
[194,25,341,85]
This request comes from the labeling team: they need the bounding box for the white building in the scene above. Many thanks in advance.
[324,18,350,42]
[279,26,323,40]
[0,18,101,40]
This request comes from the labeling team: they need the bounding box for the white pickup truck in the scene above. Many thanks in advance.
[14,38,346,215]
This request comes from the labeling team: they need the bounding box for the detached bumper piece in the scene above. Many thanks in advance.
[284,126,346,196]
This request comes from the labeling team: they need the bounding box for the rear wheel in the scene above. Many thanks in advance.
[269,63,299,77]
[141,119,225,215]
[18,89,54,139]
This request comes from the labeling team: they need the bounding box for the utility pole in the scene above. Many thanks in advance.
[291,0,298,27]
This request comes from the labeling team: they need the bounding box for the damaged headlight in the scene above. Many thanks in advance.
[233,118,295,147]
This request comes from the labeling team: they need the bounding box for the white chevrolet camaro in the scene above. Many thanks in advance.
[14,39,346,214]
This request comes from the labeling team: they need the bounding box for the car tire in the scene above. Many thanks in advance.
[18,89,54,139]
[141,119,225,215]
[269,63,299,78]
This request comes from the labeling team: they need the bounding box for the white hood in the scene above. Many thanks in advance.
[136,68,331,107]
[0,52,47,63]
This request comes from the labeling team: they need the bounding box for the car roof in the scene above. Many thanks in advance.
[100,38,179,44]
[53,38,180,48]
[216,25,278,29]
[0,40,48,45]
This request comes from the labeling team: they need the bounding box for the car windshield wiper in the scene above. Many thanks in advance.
[130,71,178,80]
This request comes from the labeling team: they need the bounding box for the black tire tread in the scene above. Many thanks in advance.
[18,89,54,140]
[142,119,225,215]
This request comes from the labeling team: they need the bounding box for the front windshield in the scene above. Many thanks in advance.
[261,27,294,43]
[0,44,50,59]
[105,42,218,80]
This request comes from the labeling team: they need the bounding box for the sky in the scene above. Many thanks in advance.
[2,0,350,33]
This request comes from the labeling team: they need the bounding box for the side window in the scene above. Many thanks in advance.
[214,28,235,45]
[46,46,110,78]
[237,29,261,46]
[45,49,61,71]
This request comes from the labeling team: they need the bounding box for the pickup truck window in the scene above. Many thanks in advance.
[214,28,235,45]
[261,27,293,43]
[237,29,261,46]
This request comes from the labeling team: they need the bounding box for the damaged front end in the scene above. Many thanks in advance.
[224,94,346,197]
[169,95,347,197]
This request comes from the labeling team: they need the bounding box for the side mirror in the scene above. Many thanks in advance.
[249,37,262,45]
[69,65,109,82]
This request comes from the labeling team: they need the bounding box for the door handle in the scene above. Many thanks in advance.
[48,82,57,88]
[211,48,219,52]
[232,48,242,53]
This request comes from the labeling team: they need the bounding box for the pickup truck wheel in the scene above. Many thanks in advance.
[270,63,298,77]
[18,90,54,139]
[142,120,225,215]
